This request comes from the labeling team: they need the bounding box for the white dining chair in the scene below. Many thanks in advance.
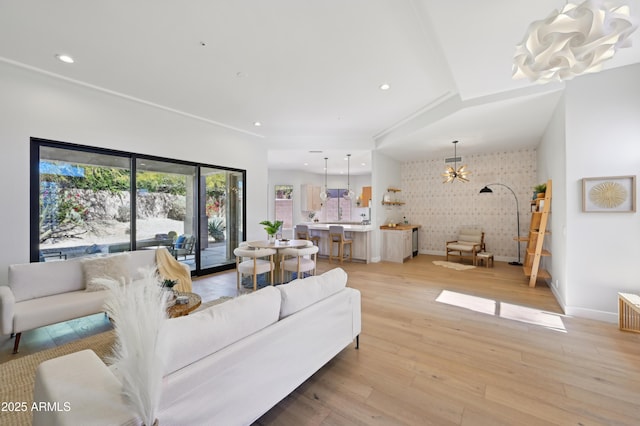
[280,245,319,283]
[233,247,276,291]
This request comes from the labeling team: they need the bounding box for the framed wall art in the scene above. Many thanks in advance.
[582,175,636,213]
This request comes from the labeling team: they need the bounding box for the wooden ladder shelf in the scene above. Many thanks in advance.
[523,179,552,287]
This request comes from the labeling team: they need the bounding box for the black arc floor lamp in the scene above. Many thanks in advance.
[479,183,522,266]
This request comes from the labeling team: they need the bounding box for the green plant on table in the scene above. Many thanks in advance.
[259,220,283,236]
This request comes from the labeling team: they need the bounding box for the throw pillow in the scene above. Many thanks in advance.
[82,253,131,291]
[174,235,186,249]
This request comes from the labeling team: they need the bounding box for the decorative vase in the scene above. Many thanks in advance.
[268,234,276,244]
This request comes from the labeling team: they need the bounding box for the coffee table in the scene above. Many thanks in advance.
[167,292,202,318]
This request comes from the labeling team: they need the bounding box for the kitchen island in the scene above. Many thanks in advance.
[304,223,373,263]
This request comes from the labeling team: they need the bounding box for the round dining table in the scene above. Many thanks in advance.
[246,239,309,284]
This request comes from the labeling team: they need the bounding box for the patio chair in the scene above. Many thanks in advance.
[172,234,195,260]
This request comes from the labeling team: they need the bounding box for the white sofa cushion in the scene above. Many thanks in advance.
[161,286,281,375]
[9,258,85,302]
[13,290,107,332]
[278,267,347,319]
[128,249,159,280]
[82,253,131,291]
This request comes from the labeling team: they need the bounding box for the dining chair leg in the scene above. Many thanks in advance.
[236,258,241,290]
[270,255,274,285]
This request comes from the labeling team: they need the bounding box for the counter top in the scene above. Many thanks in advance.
[379,224,421,230]
[307,223,373,232]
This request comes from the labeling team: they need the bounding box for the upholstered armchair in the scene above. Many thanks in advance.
[446,228,485,265]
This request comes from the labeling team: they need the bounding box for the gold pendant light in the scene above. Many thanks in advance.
[442,140,471,183]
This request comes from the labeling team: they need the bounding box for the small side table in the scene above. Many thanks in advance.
[476,252,494,268]
[167,292,202,318]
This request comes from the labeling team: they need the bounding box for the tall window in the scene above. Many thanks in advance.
[31,138,245,275]
[324,189,352,222]
[274,185,293,232]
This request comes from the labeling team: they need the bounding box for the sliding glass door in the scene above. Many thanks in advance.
[135,158,197,270]
[32,138,245,275]
[200,167,244,269]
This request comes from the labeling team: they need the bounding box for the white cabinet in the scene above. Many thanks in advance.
[300,184,321,211]
[381,229,412,263]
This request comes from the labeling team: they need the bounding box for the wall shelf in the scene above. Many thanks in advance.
[523,179,552,287]
[382,201,405,206]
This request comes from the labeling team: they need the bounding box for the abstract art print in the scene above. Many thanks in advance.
[582,175,636,213]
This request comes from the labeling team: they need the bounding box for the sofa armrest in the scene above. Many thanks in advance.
[0,285,15,335]
[33,349,136,426]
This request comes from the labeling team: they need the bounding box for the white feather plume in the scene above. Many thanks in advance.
[96,267,169,426]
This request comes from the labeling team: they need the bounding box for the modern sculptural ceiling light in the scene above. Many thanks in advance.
[513,0,638,83]
[442,140,471,183]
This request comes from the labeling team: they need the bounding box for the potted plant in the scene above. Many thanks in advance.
[534,183,547,198]
[259,220,283,243]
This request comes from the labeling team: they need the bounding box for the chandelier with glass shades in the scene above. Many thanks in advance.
[319,157,330,202]
[343,154,355,200]
[442,140,471,183]
[513,0,638,83]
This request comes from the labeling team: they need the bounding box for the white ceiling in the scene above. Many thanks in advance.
[1,0,639,176]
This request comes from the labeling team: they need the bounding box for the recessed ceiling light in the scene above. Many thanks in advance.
[55,54,74,64]
[303,162,309,166]
[253,121,262,127]
[379,83,390,90]
[361,162,366,166]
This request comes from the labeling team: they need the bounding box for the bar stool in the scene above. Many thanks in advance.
[295,224,320,246]
[329,225,352,263]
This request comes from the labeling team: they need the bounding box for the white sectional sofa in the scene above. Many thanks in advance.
[0,249,178,353]
[33,268,361,426]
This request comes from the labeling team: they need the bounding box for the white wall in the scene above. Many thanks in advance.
[372,151,402,262]
[0,61,268,284]
[537,93,568,309]
[562,63,640,321]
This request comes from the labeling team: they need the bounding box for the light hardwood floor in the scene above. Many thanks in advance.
[2,255,639,425]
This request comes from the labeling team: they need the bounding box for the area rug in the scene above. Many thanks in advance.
[0,330,115,426]
[0,295,232,426]
[432,260,476,271]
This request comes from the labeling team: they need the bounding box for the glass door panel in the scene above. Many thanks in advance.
[135,159,197,271]
[200,167,244,271]
[38,146,131,260]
